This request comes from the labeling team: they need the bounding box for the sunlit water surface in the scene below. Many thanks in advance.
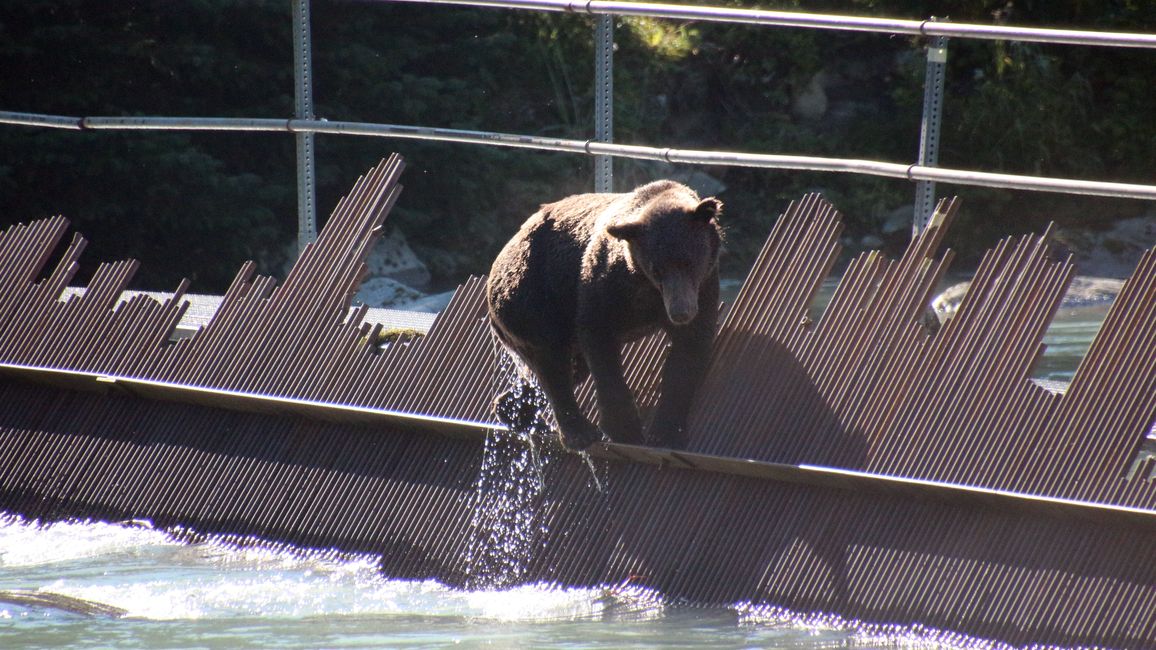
[0,299,1128,649]
[0,515,1003,650]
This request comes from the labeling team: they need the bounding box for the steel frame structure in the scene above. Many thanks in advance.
[3,0,1156,246]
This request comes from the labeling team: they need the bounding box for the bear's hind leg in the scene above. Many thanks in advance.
[522,349,602,451]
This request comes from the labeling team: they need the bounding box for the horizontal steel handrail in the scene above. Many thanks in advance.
[390,0,1156,49]
[5,110,1156,200]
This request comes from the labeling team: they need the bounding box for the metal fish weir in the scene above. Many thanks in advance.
[0,155,1153,648]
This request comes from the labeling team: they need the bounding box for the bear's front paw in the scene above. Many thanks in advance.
[599,406,643,445]
[558,421,603,452]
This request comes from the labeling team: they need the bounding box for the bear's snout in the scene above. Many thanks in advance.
[667,303,697,325]
[662,286,699,326]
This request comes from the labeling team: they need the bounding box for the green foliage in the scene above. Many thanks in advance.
[0,0,296,290]
[1,0,1154,290]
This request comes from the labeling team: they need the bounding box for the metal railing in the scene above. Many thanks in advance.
[422,0,1156,48]
[3,0,1156,247]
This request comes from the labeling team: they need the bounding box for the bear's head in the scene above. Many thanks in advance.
[607,186,723,326]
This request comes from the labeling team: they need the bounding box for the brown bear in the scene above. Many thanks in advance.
[486,180,722,451]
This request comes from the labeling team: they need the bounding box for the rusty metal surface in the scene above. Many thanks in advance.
[0,155,1154,647]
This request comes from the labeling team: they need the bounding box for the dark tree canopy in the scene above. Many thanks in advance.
[1,1,1153,291]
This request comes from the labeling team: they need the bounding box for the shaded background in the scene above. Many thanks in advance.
[1,0,1154,293]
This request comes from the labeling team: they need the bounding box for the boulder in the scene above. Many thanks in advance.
[349,226,440,310]
[355,276,424,309]
[283,225,433,304]
[365,226,432,289]
[882,204,916,235]
[791,70,829,122]
[620,161,727,198]
[1053,215,1156,279]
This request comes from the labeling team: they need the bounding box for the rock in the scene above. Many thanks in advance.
[0,590,126,618]
[932,214,1151,323]
[677,170,728,198]
[1058,277,1125,307]
[282,225,431,292]
[620,161,727,197]
[930,281,971,322]
[1053,215,1156,279]
[365,227,432,289]
[882,205,916,235]
[931,276,1124,323]
[392,289,456,313]
[355,276,424,308]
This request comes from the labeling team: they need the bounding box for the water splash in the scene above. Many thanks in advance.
[736,602,1029,650]
[462,427,549,588]
[1,515,1020,647]
[460,341,556,588]
[0,515,629,623]
[462,334,620,588]
[578,449,607,493]
[0,514,179,568]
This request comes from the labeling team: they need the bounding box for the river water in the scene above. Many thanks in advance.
[0,515,986,650]
[0,300,1129,649]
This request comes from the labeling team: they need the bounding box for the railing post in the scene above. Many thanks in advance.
[593,14,614,193]
[292,0,318,255]
[913,32,948,236]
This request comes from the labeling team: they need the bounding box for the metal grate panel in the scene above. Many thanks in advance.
[0,155,1154,647]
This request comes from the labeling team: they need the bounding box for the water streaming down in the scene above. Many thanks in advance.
[464,341,610,589]
[462,342,552,588]
[464,426,549,588]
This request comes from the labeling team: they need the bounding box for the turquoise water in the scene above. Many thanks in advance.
[1034,304,1108,383]
[0,516,954,650]
[0,302,1120,649]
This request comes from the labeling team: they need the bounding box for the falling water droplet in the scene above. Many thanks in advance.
[577,451,604,493]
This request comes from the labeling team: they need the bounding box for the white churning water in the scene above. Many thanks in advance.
[1,515,1024,649]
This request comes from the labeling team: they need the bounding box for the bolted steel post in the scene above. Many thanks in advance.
[293,0,318,255]
[594,14,614,193]
[913,33,948,236]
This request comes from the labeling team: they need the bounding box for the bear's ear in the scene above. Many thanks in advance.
[607,219,646,241]
[693,198,723,223]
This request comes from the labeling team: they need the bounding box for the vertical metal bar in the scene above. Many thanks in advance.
[913,33,947,235]
[293,0,318,254]
[593,14,614,193]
